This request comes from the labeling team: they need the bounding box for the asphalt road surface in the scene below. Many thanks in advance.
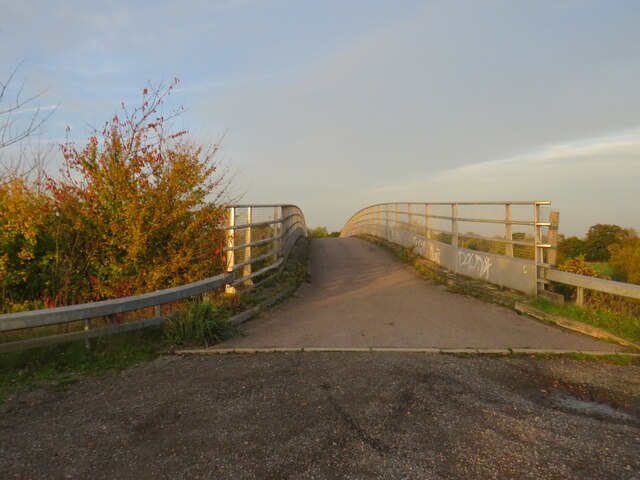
[220,237,622,351]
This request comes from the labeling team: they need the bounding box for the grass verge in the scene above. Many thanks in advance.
[529,298,640,346]
[555,352,640,366]
[0,327,165,402]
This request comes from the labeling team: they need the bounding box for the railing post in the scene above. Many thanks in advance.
[425,204,430,240]
[385,204,389,240]
[243,207,253,286]
[282,206,289,256]
[548,210,560,267]
[274,206,280,262]
[505,204,513,257]
[452,203,459,248]
[534,203,542,296]
[225,206,236,294]
[408,203,412,234]
[394,203,398,231]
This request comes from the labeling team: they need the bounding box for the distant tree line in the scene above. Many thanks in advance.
[308,226,340,238]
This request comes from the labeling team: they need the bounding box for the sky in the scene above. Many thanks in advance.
[2,0,639,235]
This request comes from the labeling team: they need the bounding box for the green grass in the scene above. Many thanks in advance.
[0,327,165,402]
[587,262,616,278]
[529,298,640,345]
[558,352,640,365]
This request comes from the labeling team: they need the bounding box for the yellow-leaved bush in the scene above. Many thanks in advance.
[0,81,230,312]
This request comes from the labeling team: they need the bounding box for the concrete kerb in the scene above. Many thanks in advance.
[174,347,639,357]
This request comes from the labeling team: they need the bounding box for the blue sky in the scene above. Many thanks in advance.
[2,0,639,235]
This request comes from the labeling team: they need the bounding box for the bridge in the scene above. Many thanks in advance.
[2,201,640,480]
[3,201,638,353]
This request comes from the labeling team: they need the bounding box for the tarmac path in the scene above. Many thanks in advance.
[220,237,621,351]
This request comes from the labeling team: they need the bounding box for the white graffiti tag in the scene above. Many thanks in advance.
[428,244,441,265]
[458,252,492,280]
[413,236,424,255]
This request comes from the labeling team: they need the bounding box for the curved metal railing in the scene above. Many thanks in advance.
[341,201,555,295]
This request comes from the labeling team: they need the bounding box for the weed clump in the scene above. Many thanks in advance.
[164,300,238,347]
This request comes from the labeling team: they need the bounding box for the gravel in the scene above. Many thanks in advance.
[1,352,639,479]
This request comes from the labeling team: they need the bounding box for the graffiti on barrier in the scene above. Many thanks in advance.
[428,244,441,265]
[458,251,492,280]
[413,236,424,255]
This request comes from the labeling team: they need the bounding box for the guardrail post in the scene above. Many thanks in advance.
[225,206,236,294]
[155,304,162,320]
[84,319,92,351]
[243,207,253,286]
[425,204,431,240]
[576,286,585,307]
[505,204,513,257]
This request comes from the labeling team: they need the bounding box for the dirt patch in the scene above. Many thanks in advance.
[489,357,640,426]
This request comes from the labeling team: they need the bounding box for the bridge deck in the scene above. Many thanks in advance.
[219,237,621,351]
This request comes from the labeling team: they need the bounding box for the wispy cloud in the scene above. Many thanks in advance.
[0,104,59,117]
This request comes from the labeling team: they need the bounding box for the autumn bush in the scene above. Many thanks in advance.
[609,237,640,285]
[0,178,55,311]
[554,255,640,319]
[0,81,230,313]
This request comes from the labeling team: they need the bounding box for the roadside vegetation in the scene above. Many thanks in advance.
[539,225,640,345]
[0,328,165,402]
[530,297,640,346]
[0,79,230,314]
[0,297,239,402]
[0,78,240,401]
[0,236,310,403]
[164,300,239,347]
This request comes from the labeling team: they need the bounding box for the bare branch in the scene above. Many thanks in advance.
[0,61,56,181]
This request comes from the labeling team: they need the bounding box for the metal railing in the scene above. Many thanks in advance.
[342,201,640,307]
[545,269,640,306]
[224,204,307,288]
[0,204,306,353]
[341,201,557,295]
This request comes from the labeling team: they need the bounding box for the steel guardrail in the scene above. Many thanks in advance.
[0,203,307,352]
